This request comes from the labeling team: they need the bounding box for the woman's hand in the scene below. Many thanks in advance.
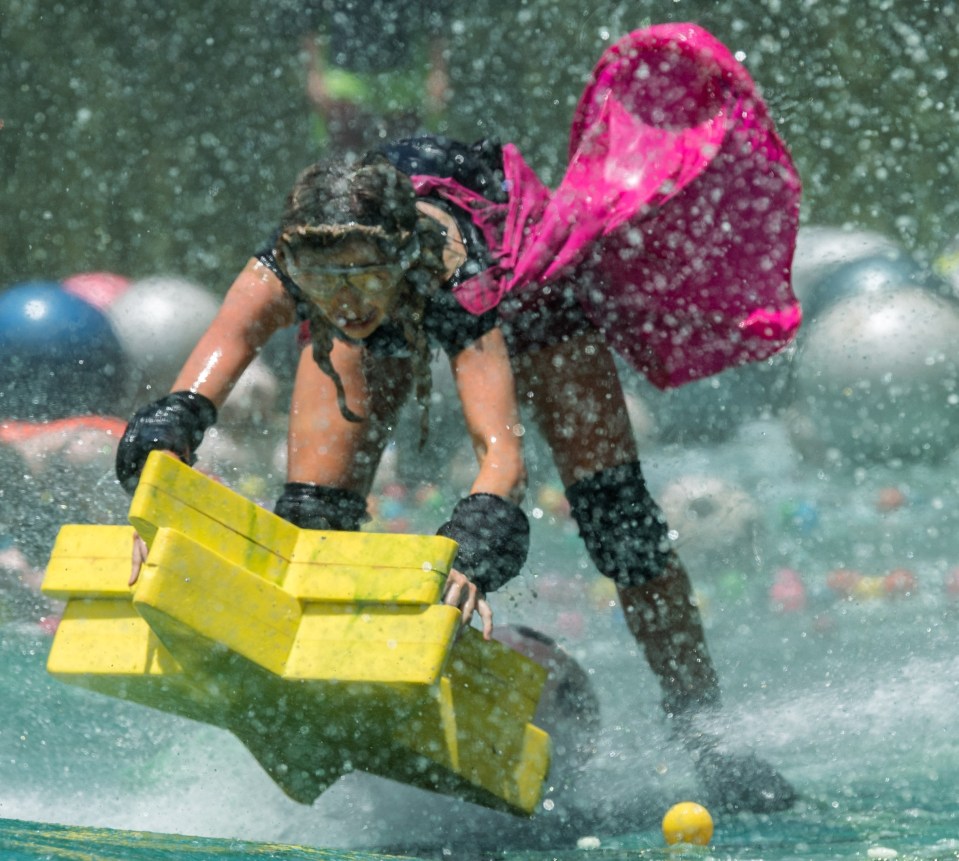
[115,393,217,493]
[442,568,493,640]
[129,532,149,586]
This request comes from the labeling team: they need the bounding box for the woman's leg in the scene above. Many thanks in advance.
[513,331,794,811]
[512,330,719,711]
[512,329,637,483]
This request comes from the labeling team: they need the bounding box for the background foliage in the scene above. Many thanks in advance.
[2,0,957,292]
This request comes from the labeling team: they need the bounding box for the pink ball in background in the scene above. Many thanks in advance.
[62,271,131,311]
[883,568,917,598]
[769,568,806,613]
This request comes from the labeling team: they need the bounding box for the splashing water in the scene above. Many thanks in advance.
[2,415,958,860]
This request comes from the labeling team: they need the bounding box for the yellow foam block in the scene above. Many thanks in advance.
[133,453,458,604]
[41,452,551,816]
[48,611,222,725]
[283,555,447,604]
[129,457,298,586]
[134,527,302,677]
[42,524,141,599]
[49,598,171,678]
[128,525,546,812]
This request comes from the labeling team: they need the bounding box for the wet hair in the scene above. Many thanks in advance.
[275,157,447,443]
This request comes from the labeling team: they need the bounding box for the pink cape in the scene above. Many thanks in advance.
[411,23,802,388]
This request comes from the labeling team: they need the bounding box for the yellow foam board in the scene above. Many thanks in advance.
[41,452,551,815]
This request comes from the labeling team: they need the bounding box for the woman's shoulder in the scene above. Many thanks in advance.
[415,198,468,280]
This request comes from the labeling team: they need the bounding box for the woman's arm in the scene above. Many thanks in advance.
[123,258,297,581]
[172,257,298,407]
[116,258,296,495]
[450,327,526,502]
[443,327,528,637]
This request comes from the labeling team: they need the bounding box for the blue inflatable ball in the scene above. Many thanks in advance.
[0,281,127,420]
[800,251,936,322]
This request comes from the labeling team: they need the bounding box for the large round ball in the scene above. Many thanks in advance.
[800,251,930,322]
[107,275,221,401]
[0,282,127,420]
[791,225,902,307]
[787,288,959,463]
[493,625,601,773]
[218,355,280,427]
[933,232,959,297]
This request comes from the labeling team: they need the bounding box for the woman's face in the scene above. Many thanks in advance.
[282,236,405,339]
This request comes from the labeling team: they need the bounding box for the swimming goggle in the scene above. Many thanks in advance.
[280,235,421,304]
[288,260,408,304]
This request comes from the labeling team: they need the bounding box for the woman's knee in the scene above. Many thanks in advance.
[565,461,673,586]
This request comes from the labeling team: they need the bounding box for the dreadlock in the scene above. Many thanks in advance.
[276,157,447,444]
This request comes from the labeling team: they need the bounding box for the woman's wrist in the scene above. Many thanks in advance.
[436,493,530,594]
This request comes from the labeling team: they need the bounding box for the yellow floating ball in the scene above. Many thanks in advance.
[853,575,887,601]
[662,801,714,846]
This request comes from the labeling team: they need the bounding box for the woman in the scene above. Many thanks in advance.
[117,157,528,638]
[118,23,801,813]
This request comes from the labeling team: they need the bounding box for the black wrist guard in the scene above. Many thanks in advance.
[273,482,368,531]
[115,391,217,494]
[437,493,529,594]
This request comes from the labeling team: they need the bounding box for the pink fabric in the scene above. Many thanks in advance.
[411,23,802,388]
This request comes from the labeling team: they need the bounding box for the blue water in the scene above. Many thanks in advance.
[2,416,959,860]
[0,817,416,861]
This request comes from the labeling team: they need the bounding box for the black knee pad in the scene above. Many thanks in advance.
[566,462,672,587]
[274,482,368,531]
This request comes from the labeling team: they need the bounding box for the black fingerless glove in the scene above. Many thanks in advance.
[274,482,369,531]
[115,391,217,494]
[437,493,529,594]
